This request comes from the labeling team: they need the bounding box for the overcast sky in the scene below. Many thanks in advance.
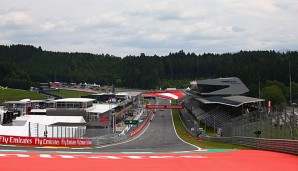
[1,0,297,57]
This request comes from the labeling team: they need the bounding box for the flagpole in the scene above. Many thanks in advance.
[289,55,295,139]
[289,57,292,106]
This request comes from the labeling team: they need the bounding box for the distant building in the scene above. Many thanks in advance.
[3,101,31,116]
[190,77,249,96]
[47,98,118,128]
[166,88,177,90]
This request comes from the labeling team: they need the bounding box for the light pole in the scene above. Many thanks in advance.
[214,115,216,134]
[289,57,296,139]
[112,112,115,133]
[204,119,206,135]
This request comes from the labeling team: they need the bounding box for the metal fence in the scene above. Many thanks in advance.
[28,123,87,138]
[84,127,114,138]
[178,108,198,137]
[222,107,298,140]
[181,98,298,140]
[85,126,135,146]
[28,123,135,145]
[204,136,298,155]
[92,133,131,146]
[178,102,298,155]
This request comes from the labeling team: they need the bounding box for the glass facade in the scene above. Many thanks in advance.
[55,101,91,109]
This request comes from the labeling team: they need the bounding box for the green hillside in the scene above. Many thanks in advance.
[50,89,93,98]
[0,88,46,105]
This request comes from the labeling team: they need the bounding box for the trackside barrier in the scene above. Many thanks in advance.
[204,136,298,155]
[130,109,154,137]
[0,135,92,147]
[92,134,130,146]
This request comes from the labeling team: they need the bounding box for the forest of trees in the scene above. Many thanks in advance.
[0,44,298,105]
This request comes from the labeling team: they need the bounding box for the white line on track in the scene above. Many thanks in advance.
[0,145,16,147]
[121,152,153,154]
[34,146,69,149]
[70,147,91,150]
[0,150,27,152]
[55,151,92,154]
[170,100,203,151]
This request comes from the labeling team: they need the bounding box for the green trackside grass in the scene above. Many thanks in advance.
[0,88,46,105]
[50,89,93,98]
[172,109,253,149]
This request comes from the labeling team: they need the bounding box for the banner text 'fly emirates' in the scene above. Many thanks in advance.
[0,135,92,147]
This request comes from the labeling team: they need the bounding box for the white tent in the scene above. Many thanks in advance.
[0,115,86,138]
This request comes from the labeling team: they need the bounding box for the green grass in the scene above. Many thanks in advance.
[0,88,46,105]
[172,109,253,149]
[50,89,93,98]
[0,88,93,105]
[198,122,218,137]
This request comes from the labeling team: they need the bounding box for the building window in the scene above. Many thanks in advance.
[88,113,98,122]
[67,102,74,108]
[74,102,81,108]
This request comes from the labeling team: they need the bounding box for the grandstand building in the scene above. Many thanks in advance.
[185,77,265,134]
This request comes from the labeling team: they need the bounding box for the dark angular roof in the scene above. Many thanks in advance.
[195,95,264,107]
[191,77,249,96]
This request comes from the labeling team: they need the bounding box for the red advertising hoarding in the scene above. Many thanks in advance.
[145,104,184,109]
[0,135,92,147]
[143,90,180,94]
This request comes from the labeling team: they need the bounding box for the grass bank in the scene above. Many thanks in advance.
[0,88,46,105]
[50,89,93,98]
[0,88,92,105]
[172,109,252,149]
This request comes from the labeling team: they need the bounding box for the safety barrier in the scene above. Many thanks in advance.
[92,133,130,146]
[130,109,154,137]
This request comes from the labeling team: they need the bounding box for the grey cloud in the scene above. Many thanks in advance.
[232,26,246,32]
[274,2,291,10]
[0,0,298,56]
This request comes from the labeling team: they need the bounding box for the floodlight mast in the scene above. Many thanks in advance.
[289,56,296,139]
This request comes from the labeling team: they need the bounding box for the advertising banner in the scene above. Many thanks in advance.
[145,104,184,109]
[0,135,92,147]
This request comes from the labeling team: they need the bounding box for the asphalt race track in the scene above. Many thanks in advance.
[0,98,297,170]
[95,98,198,153]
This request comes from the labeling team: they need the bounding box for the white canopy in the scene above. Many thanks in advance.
[87,104,118,114]
[0,115,86,136]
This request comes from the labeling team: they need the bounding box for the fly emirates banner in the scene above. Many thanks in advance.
[0,135,92,147]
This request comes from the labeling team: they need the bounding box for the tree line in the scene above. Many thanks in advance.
[0,44,297,105]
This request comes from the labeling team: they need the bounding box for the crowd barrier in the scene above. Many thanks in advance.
[130,109,154,137]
